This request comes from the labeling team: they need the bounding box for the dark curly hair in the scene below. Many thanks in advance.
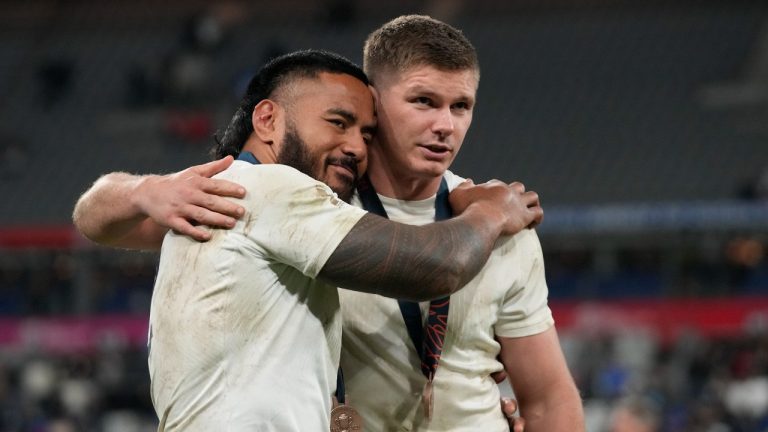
[211,49,369,159]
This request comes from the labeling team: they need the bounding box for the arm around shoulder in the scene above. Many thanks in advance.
[72,172,168,250]
[318,208,505,301]
[72,157,246,250]
[319,179,544,301]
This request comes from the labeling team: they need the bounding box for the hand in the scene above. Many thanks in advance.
[134,156,246,241]
[501,397,525,432]
[492,368,508,384]
[491,336,508,383]
[449,180,543,236]
[514,182,543,229]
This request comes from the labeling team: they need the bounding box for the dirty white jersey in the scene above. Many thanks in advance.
[148,161,366,431]
[341,169,554,431]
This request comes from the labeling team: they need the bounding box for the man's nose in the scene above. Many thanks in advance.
[432,107,454,139]
[341,132,367,161]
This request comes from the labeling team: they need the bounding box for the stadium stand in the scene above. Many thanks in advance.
[1,1,767,430]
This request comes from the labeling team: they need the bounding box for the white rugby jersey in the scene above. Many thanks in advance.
[341,169,554,431]
[148,161,366,431]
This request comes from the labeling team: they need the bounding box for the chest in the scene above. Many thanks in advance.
[342,235,524,346]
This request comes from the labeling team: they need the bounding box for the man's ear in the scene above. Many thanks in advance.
[252,100,279,144]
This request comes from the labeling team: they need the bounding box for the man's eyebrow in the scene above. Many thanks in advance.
[407,85,475,104]
[328,108,377,134]
[327,108,357,123]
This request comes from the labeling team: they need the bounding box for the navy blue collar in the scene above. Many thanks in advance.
[356,174,452,221]
[237,151,260,165]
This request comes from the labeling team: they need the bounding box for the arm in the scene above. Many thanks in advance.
[72,157,246,250]
[319,180,543,301]
[499,328,584,432]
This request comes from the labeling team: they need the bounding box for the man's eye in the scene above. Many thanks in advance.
[414,97,431,106]
[329,119,345,128]
[453,102,469,111]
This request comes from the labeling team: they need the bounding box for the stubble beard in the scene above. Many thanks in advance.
[276,123,357,202]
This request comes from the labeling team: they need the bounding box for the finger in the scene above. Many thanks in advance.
[193,190,245,219]
[521,191,539,206]
[185,205,239,229]
[528,207,544,229]
[491,370,507,384]
[191,156,235,178]
[200,178,246,199]
[169,218,212,242]
[534,207,544,226]
[513,416,526,432]
[500,397,518,416]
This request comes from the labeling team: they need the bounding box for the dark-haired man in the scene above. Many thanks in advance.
[76,50,541,431]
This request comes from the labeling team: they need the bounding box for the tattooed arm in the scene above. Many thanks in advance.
[319,180,542,301]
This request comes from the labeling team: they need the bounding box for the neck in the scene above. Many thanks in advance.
[366,151,442,201]
[242,138,277,164]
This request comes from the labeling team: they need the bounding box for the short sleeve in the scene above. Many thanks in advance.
[493,230,555,338]
[225,163,367,278]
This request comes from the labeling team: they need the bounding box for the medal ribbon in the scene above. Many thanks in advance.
[356,174,452,379]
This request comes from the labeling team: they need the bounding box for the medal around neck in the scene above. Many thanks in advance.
[422,379,434,421]
[330,404,363,432]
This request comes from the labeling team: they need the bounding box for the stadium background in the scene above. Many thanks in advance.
[1,0,768,430]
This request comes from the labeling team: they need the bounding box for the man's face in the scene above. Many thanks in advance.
[372,65,477,179]
[276,72,376,202]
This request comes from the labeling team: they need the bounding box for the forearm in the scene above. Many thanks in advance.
[72,172,165,249]
[500,329,585,432]
[517,383,584,432]
[319,208,503,301]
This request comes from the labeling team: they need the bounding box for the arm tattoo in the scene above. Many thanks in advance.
[318,213,497,301]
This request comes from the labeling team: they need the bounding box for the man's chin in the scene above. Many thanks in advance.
[328,180,355,203]
[413,160,449,179]
[333,187,354,203]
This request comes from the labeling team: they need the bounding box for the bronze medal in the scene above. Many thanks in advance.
[330,404,363,432]
[422,379,434,421]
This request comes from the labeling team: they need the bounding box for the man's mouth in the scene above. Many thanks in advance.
[328,157,359,182]
[419,143,452,160]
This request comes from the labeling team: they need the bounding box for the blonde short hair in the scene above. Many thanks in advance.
[363,15,479,84]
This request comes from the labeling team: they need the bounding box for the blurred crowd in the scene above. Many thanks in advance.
[1,240,766,317]
[0,248,767,431]
[0,252,155,317]
[0,347,155,432]
[571,329,768,431]
[1,325,768,431]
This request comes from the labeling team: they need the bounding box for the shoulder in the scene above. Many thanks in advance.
[216,161,315,184]
[490,228,545,272]
[514,227,543,252]
[217,161,333,198]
